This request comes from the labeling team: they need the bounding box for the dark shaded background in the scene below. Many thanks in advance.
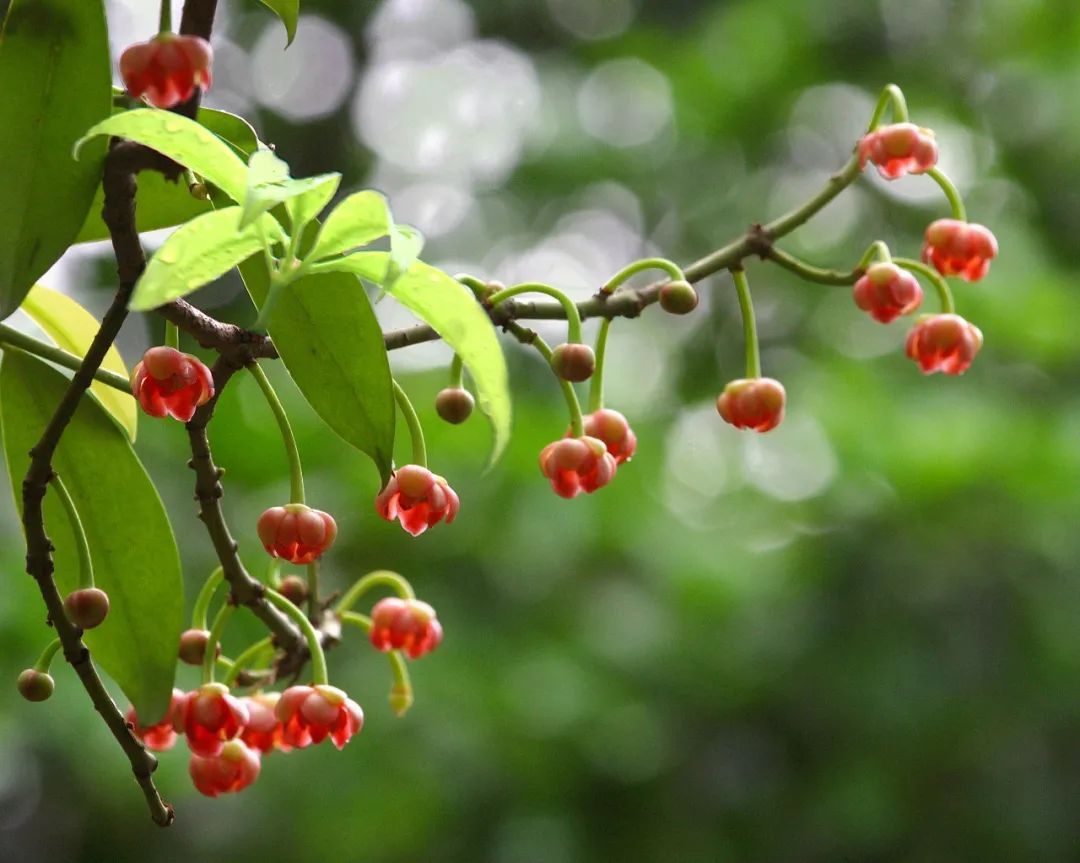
[2,0,1079,860]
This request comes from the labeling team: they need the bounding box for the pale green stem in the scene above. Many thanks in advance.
[449,354,464,388]
[455,274,490,300]
[765,247,862,285]
[33,638,62,673]
[926,167,968,222]
[221,637,274,687]
[334,570,415,614]
[894,257,955,314]
[867,83,909,131]
[248,362,305,505]
[588,318,612,413]
[49,475,93,590]
[265,588,328,685]
[518,326,585,437]
[165,321,180,351]
[601,257,685,294]
[192,566,224,630]
[159,0,172,34]
[858,241,893,269]
[731,269,761,379]
[0,325,132,393]
[392,379,427,467]
[488,283,584,344]
[203,604,235,685]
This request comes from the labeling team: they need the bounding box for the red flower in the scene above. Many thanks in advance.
[852,262,923,324]
[189,740,261,797]
[131,346,214,422]
[119,34,213,109]
[257,504,337,565]
[240,692,290,754]
[174,683,249,757]
[905,314,983,375]
[375,465,460,536]
[921,219,998,282]
[370,597,443,659]
[275,685,364,750]
[539,435,617,499]
[582,409,637,465]
[858,123,938,179]
[716,378,786,432]
[127,688,185,752]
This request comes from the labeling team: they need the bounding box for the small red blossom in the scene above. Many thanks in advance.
[858,123,938,179]
[716,378,786,433]
[131,346,214,423]
[375,465,460,536]
[921,219,998,282]
[905,314,983,375]
[257,504,337,565]
[853,262,923,324]
[175,682,249,758]
[127,688,185,752]
[240,692,290,754]
[189,740,261,797]
[275,685,364,750]
[539,435,617,499]
[119,34,213,109]
[582,409,637,465]
[370,597,443,659]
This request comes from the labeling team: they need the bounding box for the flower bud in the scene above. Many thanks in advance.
[658,280,699,315]
[17,669,54,702]
[63,587,110,630]
[178,628,217,666]
[435,387,475,424]
[277,575,309,607]
[550,343,596,382]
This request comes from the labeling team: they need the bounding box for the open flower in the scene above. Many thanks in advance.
[275,685,364,750]
[716,378,786,432]
[853,262,923,324]
[174,683,249,758]
[131,346,214,422]
[905,314,983,375]
[370,597,443,659]
[921,219,998,282]
[539,435,617,499]
[127,688,185,752]
[375,465,459,536]
[582,409,637,465]
[257,504,337,565]
[189,740,261,797]
[240,692,290,754]
[120,34,213,109]
[858,123,938,179]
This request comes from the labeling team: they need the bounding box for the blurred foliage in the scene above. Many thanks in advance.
[2,0,1080,861]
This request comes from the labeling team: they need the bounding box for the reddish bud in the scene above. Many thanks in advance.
[178,628,217,666]
[17,669,54,703]
[905,313,983,375]
[240,692,290,754]
[375,465,460,537]
[277,575,309,607]
[582,408,637,465]
[131,347,214,423]
[550,343,596,382]
[853,262,923,324]
[539,435,617,499]
[858,123,938,179]
[120,34,213,109]
[189,740,261,797]
[716,378,786,433]
[63,587,110,630]
[435,387,475,424]
[921,219,998,282]
[659,280,699,315]
[370,597,443,659]
[127,688,185,751]
[257,504,337,565]
[275,684,364,750]
[175,682,249,757]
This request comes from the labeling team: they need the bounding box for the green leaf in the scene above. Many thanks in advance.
[258,0,300,46]
[389,224,425,281]
[237,255,395,481]
[1,351,183,722]
[0,0,112,318]
[320,254,512,463]
[74,109,248,204]
[241,149,340,232]
[308,190,392,262]
[130,206,286,312]
[73,108,262,245]
[20,285,137,441]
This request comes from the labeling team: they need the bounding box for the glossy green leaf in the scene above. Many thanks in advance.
[319,254,512,463]
[0,0,112,318]
[388,224,425,281]
[237,255,395,481]
[74,109,248,204]
[308,190,392,262]
[130,207,286,311]
[1,351,183,722]
[258,0,300,46]
[240,149,340,231]
[20,284,137,440]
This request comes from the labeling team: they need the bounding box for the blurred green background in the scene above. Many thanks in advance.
[3,0,1080,860]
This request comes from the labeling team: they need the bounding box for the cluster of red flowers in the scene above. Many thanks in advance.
[539,408,636,498]
[127,598,442,797]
